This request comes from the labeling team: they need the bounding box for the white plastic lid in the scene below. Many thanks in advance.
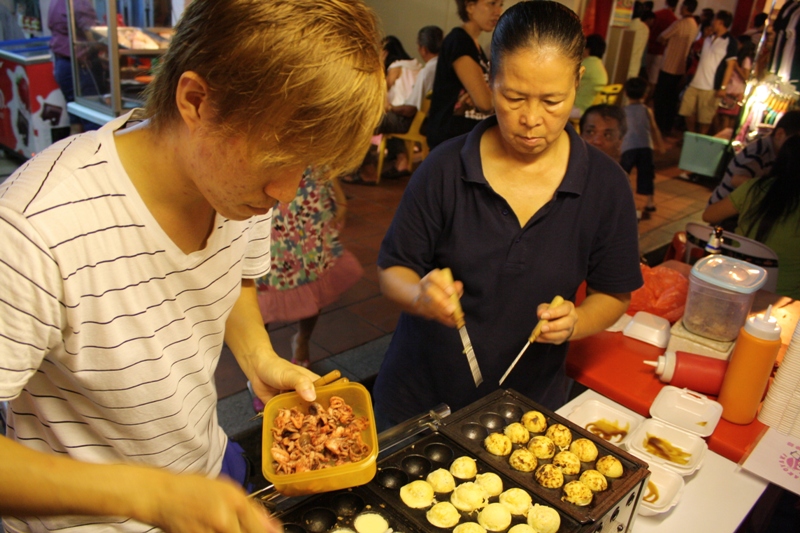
[690,256,767,294]
[744,305,782,341]
[649,385,723,437]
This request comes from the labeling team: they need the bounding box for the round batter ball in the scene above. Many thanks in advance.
[504,422,530,444]
[562,480,593,506]
[527,504,561,533]
[552,450,581,475]
[427,468,456,493]
[475,472,504,497]
[498,487,532,516]
[354,513,389,533]
[545,423,572,449]
[535,463,564,489]
[427,501,461,529]
[569,438,599,462]
[477,503,512,532]
[399,479,435,509]
[596,455,624,478]
[527,435,556,460]
[451,481,489,512]
[521,410,547,433]
[484,432,513,456]
[454,522,487,533]
[508,525,537,533]
[450,456,478,480]
[580,469,608,492]
[508,448,537,472]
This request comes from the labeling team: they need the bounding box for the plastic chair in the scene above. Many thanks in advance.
[376,93,432,183]
[683,222,780,293]
[591,84,624,106]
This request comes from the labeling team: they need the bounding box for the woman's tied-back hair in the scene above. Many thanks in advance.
[490,1,585,82]
[143,0,385,179]
[740,135,800,242]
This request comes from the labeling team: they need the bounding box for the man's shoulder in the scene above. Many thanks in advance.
[0,132,111,216]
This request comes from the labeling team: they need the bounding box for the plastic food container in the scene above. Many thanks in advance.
[626,386,720,476]
[634,460,685,516]
[261,381,378,496]
[623,311,671,348]
[682,256,767,342]
[565,398,643,446]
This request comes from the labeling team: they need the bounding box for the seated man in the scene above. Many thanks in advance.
[350,25,443,182]
[572,34,609,119]
[579,104,627,161]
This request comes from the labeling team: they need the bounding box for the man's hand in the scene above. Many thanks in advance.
[224,280,318,405]
[249,356,319,404]
[145,469,281,533]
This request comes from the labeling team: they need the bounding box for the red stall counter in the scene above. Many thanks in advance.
[0,38,70,159]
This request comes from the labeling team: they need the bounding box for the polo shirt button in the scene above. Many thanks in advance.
[502,209,509,216]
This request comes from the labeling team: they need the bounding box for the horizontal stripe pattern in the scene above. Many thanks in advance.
[0,112,271,532]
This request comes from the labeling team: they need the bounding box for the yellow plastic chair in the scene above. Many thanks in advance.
[376,94,432,183]
[591,83,624,106]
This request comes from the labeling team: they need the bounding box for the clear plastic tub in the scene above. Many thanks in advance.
[682,256,767,342]
[261,381,378,496]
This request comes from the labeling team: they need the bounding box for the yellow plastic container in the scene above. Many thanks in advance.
[261,381,378,496]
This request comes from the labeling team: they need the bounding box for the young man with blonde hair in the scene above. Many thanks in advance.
[0,1,384,532]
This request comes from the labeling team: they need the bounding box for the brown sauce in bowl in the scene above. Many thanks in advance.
[644,433,691,465]
[585,418,629,441]
[643,481,659,504]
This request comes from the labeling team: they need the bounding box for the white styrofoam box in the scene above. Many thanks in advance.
[624,311,671,348]
[665,334,733,361]
[636,461,685,516]
[649,386,723,438]
[626,418,707,476]
[565,398,643,447]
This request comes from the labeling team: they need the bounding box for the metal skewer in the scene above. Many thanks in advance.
[499,295,564,385]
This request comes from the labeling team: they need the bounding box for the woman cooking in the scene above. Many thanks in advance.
[426,0,502,149]
[373,1,643,431]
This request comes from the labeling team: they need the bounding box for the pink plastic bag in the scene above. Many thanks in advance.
[627,264,689,323]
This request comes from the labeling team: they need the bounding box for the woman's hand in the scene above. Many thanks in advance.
[535,299,577,345]
[411,268,464,328]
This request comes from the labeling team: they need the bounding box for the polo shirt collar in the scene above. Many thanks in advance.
[459,115,589,196]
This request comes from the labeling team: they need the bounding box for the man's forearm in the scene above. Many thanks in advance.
[0,435,157,522]
[224,279,276,380]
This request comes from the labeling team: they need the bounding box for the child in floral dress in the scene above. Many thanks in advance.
[256,169,363,367]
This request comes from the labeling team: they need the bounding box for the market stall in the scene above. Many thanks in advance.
[0,36,69,158]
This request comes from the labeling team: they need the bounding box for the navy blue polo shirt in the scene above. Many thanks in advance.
[374,116,643,424]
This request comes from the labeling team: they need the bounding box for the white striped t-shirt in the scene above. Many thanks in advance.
[0,111,271,532]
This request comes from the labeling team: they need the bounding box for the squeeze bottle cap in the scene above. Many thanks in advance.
[744,305,782,341]
[643,353,674,382]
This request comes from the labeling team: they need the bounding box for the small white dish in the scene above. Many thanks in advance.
[623,311,671,348]
[636,461,685,516]
[626,418,707,476]
[566,399,642,446]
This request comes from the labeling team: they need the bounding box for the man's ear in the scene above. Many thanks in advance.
[176,71,211,132]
